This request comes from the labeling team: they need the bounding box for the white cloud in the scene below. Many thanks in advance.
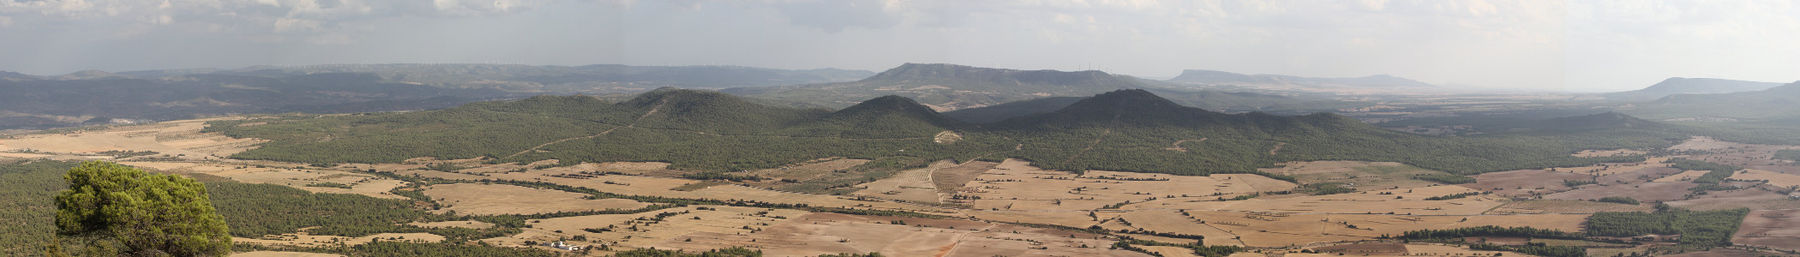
[0,0,1793,91]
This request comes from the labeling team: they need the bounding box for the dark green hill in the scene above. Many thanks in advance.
[942,97,1084,123]
[726,63,1358,113]
[815,95,964,138]
[989,90,1682,175]
[214,89,991,170]
[214,89,1683,177]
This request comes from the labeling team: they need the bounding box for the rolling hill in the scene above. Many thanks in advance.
[725,63,1357,113]
[1622,81,1800,122]
[212,89,1681,177]
[1602,77,1787,102]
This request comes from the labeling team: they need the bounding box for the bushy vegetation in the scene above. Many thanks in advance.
[1425,192,1481,200]
[1413,173,1477,184]
[1584,205,1750,247]
[1776,149,1800,162]
[1470,243,1587,257]
[304,181,353,189]
[205,180,431,237]
[1391,225,1583,240]
[0,160,80,256]
[52,161,232,256]
[1596,197,1639,205]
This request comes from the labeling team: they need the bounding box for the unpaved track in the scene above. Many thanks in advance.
[503,99,667,159]
[1061,109,1123,167]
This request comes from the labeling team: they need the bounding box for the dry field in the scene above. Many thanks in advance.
[483,205,808,253]
[1732,169,1800,188]
[1595,166,1683,185]
[0,117,263,160]
[233,251,344,257]
[1485,200,1651,215]
[1113,209,1585,248]
[237,232,444,248]
[123,161,408,199]
[1574,149,1648,158]
[850,160,955,204]
[954,159,1294,227]
[1544,182,1697,202]
[468,165,949,214]
[1669,137,1737,152]
[1667,189,1800,211]
[930,160,998,195]
[1663,248,1799,257]
[409,220,496,229]
[484,205,1144,257]
[1466,169,1591,197]
[1654,170,1713,183]
[1141,185,1503,216]
[1263,161,1453,190]
[740,213,1142,257]
[1731,209,1800,251]
[422,183,651,215]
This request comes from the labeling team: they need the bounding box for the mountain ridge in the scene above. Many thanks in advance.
[1603,77,1785,102]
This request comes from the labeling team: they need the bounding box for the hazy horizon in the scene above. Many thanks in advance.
[4,0,1797,92]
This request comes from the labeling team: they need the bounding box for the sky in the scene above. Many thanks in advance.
[1,0,1796,92]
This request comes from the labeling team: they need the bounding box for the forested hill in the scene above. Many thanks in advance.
[725,63,1358,113]
[212,89,1683,176]
[1623,81,1800,122]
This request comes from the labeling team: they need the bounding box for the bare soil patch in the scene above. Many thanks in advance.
[1545,182,1697,202]
[1575,149,1648,158]
[851,160,953,204]
[1667,189,1800,211]
[1733,209,1800,251]
[1732,169,1800,189]
[408,220,496,229]
[233,251,344,257]
[1466,169,1591,197]
[0,117,264,160]
[1486,200,1651,215]
[123,161,407,199]
[423,183,649,215]
[236,232,443,248]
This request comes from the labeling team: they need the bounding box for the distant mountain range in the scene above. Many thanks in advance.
[1623,81,1800,122]
[0,73,512,130]
[0,64,875,130]
[726,63,1359,113]
[1602,77,1786,102]
[110,64,875,93]
[1165,69,1436,93]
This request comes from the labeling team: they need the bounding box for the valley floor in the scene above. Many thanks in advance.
[4,118,1800,257]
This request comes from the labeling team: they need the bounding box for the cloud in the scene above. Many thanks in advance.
[769,0,899,33]
[0,0,548,43]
